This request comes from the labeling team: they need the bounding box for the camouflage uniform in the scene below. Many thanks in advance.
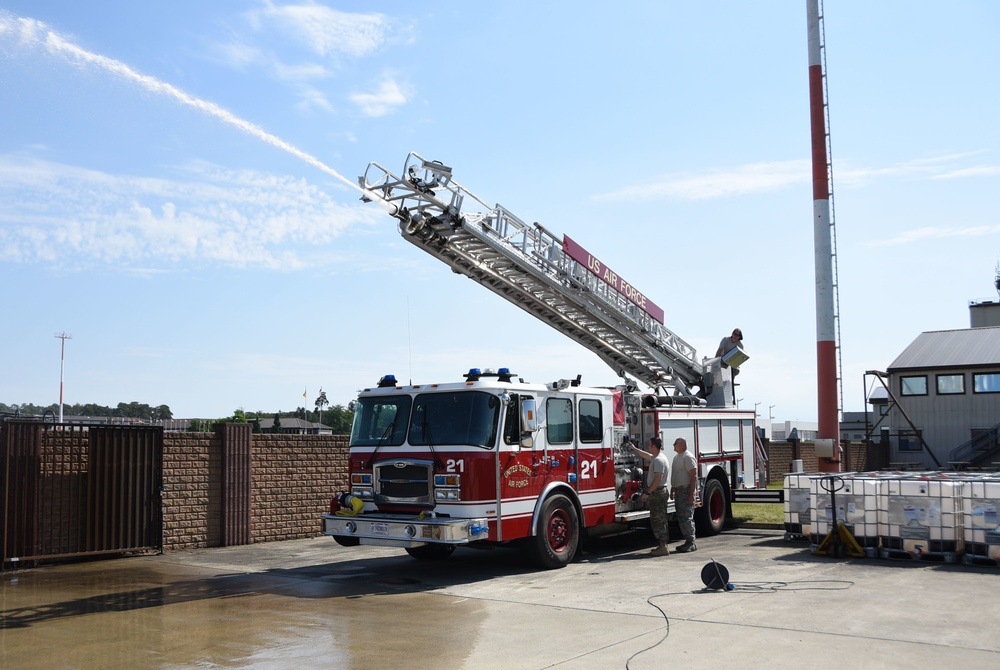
[647,450,670,542]
[648,488,670,541]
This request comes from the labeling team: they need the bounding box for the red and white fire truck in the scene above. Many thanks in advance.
[322,153,769,568]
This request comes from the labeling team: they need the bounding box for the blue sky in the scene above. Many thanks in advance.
[2,1,998,424]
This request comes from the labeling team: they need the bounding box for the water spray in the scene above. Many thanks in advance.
[0,12,398,217]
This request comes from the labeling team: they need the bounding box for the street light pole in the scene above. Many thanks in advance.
[55,332,72,423]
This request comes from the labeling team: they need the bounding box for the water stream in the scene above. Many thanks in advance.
[1,12,387,209]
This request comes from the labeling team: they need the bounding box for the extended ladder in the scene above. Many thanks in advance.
[359,152,704,393]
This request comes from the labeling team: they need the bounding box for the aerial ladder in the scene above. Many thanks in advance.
[359,152,729,406]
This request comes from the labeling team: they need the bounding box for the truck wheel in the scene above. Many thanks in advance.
[405,544,456,560]
[695,478,727,536]
[333,536,360,547]
[529,493,579,569]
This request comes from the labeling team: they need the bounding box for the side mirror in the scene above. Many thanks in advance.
[520,398,537,432]
[520,398,537,448]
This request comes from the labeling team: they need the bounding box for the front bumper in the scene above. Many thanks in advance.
[322,513,490,548]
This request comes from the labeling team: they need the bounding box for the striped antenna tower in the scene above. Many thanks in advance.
[807,0,842,472]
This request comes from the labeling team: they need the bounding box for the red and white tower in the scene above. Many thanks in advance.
[807,0,840,471]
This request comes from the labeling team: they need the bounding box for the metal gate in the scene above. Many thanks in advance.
[1,420,163,567]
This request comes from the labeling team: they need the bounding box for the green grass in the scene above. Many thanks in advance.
[730,481,785,526]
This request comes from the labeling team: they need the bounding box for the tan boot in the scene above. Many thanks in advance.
[649,541,670,556]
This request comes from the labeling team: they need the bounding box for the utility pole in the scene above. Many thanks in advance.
[55,332,72,423]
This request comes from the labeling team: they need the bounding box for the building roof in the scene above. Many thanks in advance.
[888,326,1000,371]
[258,417,329,430]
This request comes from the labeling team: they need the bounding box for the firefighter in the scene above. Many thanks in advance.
[627,437,671,556]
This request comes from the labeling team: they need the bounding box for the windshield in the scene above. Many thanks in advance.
[408,391,501,449]
[349,395,411,447]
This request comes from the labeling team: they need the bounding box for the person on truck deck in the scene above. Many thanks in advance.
[716,328,744,363]
[627,437,671,557]
[716,328,744,379]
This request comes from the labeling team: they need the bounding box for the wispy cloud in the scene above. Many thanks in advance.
[208,3,400,114]
[832,151,999,186]
[931,166,1000,180]
[0,154,382,270]
[865,224,1000,248]
[349,78,409,117]
[593,151,999,202]
[248,2,390,58]
[593,160,810,202]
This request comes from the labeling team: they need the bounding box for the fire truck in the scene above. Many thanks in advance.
[322,153,768,568]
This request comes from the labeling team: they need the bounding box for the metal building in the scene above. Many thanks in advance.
[881,321,1000,469]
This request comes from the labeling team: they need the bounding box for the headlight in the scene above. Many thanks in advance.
[352,486,374,500]
[434,474,461,501]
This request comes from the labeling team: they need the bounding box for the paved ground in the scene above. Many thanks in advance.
[1,528,998,669]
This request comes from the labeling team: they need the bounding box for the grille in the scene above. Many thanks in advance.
[375,460,432,504]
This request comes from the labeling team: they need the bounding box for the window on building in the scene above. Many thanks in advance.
[973,373,1000,394]
[898,430,922,452]
[900,376,927,396]
[936,374,965,395]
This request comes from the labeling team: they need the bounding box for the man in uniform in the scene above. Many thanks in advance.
[671,437,698,552]
[628,437,671,556]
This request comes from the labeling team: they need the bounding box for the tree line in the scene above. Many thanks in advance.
[1,401,354,435]
[205,405,354,434]
[1,401,172,420]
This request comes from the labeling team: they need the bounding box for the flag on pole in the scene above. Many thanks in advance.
[303,386,307,399]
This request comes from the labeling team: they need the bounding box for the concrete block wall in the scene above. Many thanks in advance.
[161,431,221,551]
[251,434,349,543]
[161,431,349,552]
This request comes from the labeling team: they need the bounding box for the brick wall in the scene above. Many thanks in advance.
[764,440,891,484]
[161,431,349,552]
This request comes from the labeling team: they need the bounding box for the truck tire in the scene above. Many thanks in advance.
[528,493,579,569]
[695,478,727,536]
[405,544,456,560]
[333,536,360,547]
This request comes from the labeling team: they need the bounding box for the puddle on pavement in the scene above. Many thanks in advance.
[1,562,485,668]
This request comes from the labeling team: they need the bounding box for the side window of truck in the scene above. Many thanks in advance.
[546,397,573,444]
[503,395,520,445]
[578,398,602,443]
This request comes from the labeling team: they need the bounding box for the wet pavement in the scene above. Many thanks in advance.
[2,529,999,669]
